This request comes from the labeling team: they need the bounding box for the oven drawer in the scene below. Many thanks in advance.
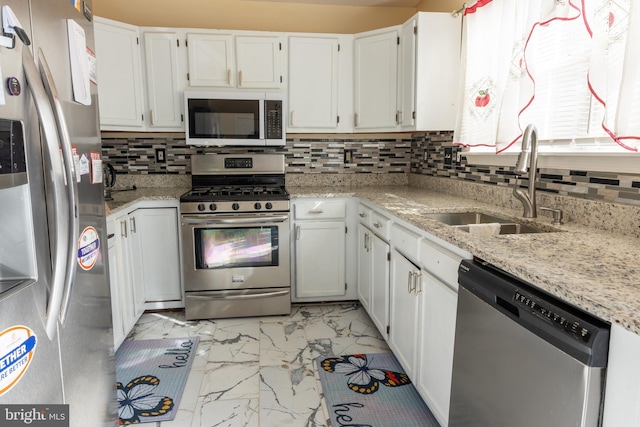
[294,200,346,220]
[185,288,291,320]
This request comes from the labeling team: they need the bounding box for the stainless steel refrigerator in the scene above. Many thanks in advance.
[0,0,116,425]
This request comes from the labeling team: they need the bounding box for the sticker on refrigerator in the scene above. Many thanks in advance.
[0,326,37,396]
[79,153,90,176]
[90,151,102,184]
[72,146,81,183]
[70,0,82,12]
[67,19,90,105]
[77,226,100,271]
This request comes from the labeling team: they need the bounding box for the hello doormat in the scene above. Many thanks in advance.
[316,353,440,427]
[115,337,199,424]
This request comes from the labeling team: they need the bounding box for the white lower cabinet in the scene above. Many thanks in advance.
[416,271,458,426]
[388,248,421,379]
[107,202,183,349]
[107,212,143,350]
[132,207,182,307]
[294,220,346,298]
[355,207,468,426]
[369,232,390,338]
[357,203,391,339]
[292,198,357,302]
[357,224,391,338]
[357,223,372,311]
[603,324,640,426]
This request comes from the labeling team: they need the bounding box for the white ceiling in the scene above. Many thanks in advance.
[246,0,423,7]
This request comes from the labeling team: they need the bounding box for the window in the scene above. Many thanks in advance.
[454,0,640,166]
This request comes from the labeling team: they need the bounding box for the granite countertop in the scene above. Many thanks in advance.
[104,187,189,215]
[289,186,640,336]
[105,185,640,335]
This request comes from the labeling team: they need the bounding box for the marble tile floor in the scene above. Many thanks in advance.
[126,303,399,427]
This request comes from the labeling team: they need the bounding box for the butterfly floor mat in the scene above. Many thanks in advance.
[115,336,200,424]
[316,353,440,427]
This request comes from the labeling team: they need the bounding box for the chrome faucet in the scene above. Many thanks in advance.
[513,124,538,218]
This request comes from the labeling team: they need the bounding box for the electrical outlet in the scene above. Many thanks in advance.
[155,148,166,163]
[444,147,453,165]
[344,149,354,164]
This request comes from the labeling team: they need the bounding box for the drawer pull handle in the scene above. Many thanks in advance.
[308,209,324,214]
[373,222,382,229]
[358,212,366,218]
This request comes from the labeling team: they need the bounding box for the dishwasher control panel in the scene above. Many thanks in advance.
[514,290,592,343]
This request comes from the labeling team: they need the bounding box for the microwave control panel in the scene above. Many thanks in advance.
[265,100,283,140]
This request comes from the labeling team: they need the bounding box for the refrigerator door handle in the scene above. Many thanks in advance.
[37,48,79,327]
[22,46,70,340]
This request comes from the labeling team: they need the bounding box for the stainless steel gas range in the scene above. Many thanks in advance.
[180,154,291,320]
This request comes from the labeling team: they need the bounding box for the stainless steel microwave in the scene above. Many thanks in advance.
[185,90,285,147]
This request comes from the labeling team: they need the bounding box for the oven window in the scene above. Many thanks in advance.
[188,99,259,139]
[194,226,279,269]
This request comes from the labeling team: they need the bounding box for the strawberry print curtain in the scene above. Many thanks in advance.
[454,0,639,153]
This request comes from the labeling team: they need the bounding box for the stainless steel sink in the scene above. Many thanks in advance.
[453,223,552,234]
[424,211,560,234]
[423,212,509,226]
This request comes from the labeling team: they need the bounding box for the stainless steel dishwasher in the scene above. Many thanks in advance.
[449,259,610,427]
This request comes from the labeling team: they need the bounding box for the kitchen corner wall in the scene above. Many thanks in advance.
[102,131,640,206]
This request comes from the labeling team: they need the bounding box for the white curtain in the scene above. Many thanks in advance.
[454,0,640,153]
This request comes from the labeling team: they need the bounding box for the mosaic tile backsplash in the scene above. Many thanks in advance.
[102,132,640,206]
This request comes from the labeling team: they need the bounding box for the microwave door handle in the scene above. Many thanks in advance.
[38,48,79,327]
[181,215,289,225]
[22,47,69,340]
[259,99,265,140]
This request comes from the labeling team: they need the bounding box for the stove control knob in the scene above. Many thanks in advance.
[197,203,206,212]
[254,202,262,210]
[209,203,217,211]
[232,203,240,211]
[265,202,273,210]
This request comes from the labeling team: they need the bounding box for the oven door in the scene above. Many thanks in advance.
[181,212,290,292]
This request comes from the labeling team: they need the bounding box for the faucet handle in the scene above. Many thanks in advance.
[539,206,563,225]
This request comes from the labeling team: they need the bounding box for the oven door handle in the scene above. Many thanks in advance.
[187,290,290,300]
[181,215,289,225]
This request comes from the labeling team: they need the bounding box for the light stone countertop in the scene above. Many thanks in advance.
[105,185,640,336]
[104,187,190,216]
[289,186,640,336]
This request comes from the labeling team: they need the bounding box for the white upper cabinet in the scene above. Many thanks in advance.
[94,17,144,129]
[353,12,462,133]
[235,35,284,88]
[410,12,462,131]
[287,34,353,132]
[186,33,235,87]
[398,17,417,128]
[142,30,184,129]
[186,32,284,89]
[354,26,399,131]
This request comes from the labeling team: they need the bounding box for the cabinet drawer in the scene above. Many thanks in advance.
[370,210,391,240]
[357,204,372,225]
[391,223,421,261]
[420,239,463,290]
[294,200,346,220]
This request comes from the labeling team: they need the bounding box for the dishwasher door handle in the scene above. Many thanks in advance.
[496,296,519,317]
